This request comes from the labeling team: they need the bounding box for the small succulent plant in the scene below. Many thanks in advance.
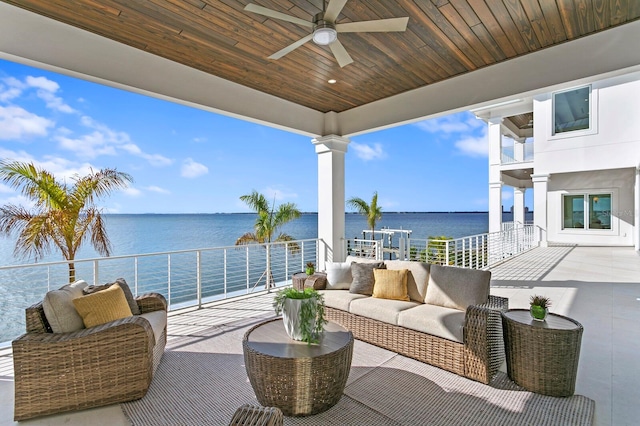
[530,295,551,309]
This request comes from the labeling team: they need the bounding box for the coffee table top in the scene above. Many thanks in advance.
[244,318,352,359]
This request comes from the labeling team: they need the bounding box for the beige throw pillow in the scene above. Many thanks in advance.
[73,283,133,328]
[424,265,491,311]
[42,280,89,333]
[325,262,353,290]
[83,277,140,315]
[372,268,410,301]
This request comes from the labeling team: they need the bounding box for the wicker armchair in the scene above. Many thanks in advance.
[12,292,167,421]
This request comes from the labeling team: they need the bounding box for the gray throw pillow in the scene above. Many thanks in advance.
[349,261,386,296]
[83,277,140,315]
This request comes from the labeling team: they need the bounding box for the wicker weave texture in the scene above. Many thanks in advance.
[325,294,508,384]
[228,404,284,426]
[243,320,354,417]
[502,310,583,397]
[12,292,167,421]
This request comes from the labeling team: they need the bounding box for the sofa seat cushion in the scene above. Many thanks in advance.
[318,290,368,311]
[73,283,133,328]
[139,310,167,345]
[42,280,89,333]
[385,260,430,303]
[397,303,466,343]
[325,262,352,290]
[349,297,420,325]
[425,265,491,311]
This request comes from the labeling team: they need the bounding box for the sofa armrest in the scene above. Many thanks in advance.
[463,295,509,383]
[136,292,168,314]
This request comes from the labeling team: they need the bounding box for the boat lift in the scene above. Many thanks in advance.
[361,228,412,260]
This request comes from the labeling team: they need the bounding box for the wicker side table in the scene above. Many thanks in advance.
[243,318,353,416]
[502,309,583,397]
[292,272,327,291]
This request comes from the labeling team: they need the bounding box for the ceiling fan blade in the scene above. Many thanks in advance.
[268,34,314,60]
[336,17,409,33]
[324,0,348,23]
[244,3,313,28]
[329,39,354,68]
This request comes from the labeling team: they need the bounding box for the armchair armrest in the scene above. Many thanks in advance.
[136,292,167,314]
[463,295,509,383]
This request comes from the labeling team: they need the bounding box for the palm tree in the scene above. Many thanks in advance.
[0,160,133,282]
[236,190,301,289]
[347,191,383,239]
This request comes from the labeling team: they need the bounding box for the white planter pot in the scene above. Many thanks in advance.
[282,297,317,341]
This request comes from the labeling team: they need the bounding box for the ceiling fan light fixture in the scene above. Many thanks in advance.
[313,23,337,45]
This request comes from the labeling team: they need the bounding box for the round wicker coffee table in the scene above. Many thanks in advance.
[502,309,583,397]
[242,318,353,416]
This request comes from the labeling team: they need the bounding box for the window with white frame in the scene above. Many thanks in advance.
[562,193,611,230]
[553,86,591,134]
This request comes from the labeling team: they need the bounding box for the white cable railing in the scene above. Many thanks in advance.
[0,238,324,345]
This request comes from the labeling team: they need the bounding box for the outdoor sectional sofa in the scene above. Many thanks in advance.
[12,278,167,421]
[319,256,508,384]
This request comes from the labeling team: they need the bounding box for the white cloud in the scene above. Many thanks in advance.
[0,105,54,140]
[263,186,297,201]
[0,77,24,103]
[145,185,170,194]
[414,112,484,134]
[193,137,207,143]
[0,183,13,193]
[181,158,208,178]
[454,135,488,157]
[350,142,386,161]
[25,76,76,113]
[122,187,142,197]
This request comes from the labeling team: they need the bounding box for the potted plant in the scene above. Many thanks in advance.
[273,287,327,344]
[305,261,315,275]
[530,295,551,321]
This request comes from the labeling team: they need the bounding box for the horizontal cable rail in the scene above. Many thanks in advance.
[0,239,323,345]
[347,225,538,269]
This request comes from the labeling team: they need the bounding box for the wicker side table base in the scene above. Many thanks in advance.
[228,404,283,426]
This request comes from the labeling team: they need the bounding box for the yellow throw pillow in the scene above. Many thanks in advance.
[372,269,410,301]
[73,283,133,328]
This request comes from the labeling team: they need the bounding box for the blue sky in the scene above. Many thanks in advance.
[0,58,530,214]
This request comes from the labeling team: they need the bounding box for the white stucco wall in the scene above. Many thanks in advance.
[546,169,635,246]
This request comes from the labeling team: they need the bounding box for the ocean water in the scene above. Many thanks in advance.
[0,212,529,343]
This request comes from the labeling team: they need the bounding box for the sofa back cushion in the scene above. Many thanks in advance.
[372,268,410,301]
[349,261,386,296]
[385,260,430,303]
[325,262,353,290]
[42,280,89,333]
[73,283,133,328]
[424,265,491,311]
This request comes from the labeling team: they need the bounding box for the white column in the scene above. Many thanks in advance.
[513,187,526,225]
[488,118,503,233]
[635,166,640,251]
[532,174,550,247]
[313,135,349,267]
[514,138,525,162]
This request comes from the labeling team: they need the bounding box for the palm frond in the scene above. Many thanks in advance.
[235,232,261,245]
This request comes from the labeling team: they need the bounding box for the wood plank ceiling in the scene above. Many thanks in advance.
[3,0,639,113]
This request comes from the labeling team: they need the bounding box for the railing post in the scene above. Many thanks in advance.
[445,241,450,266]
[196,250,202,309]
[134,257,138,296]
[167,254,171,309]
[246,246,250,293]
[223,249,228,298]
[266,244,271,293]
[93,259,99,285]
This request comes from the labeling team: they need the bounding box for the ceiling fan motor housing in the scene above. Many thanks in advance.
[312,12,337,45]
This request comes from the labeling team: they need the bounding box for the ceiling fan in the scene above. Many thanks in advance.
[244,0,409,68]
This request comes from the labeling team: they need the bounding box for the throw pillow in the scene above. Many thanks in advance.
[372,268,410,301]
[73,283,133,328]
[424,265,491,311]
[83,277,140,315]
[325,261,352,290]
[42,280,89,333]
[349,261,386,296]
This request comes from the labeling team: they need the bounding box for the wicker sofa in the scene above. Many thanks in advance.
[12,279,167,421]
[319,257,508,384]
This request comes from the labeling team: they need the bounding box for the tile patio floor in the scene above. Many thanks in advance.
[0,245,638,425]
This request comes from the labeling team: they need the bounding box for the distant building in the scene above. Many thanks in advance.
[475,70,640,249]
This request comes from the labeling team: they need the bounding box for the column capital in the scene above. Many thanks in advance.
[489,181,503,189]
[488,117,504,125]
[531,173,550,183]
[312,135,350,154]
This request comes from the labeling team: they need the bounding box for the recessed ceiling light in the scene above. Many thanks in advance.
[328,79,337,84]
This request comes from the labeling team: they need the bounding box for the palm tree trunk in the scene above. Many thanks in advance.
[68,262,76,283]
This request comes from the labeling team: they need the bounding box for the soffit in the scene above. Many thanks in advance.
[2,0,639,116]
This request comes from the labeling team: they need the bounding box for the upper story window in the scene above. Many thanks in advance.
[553,86,591,135]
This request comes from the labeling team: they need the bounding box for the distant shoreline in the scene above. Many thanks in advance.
[104,211,525,215]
